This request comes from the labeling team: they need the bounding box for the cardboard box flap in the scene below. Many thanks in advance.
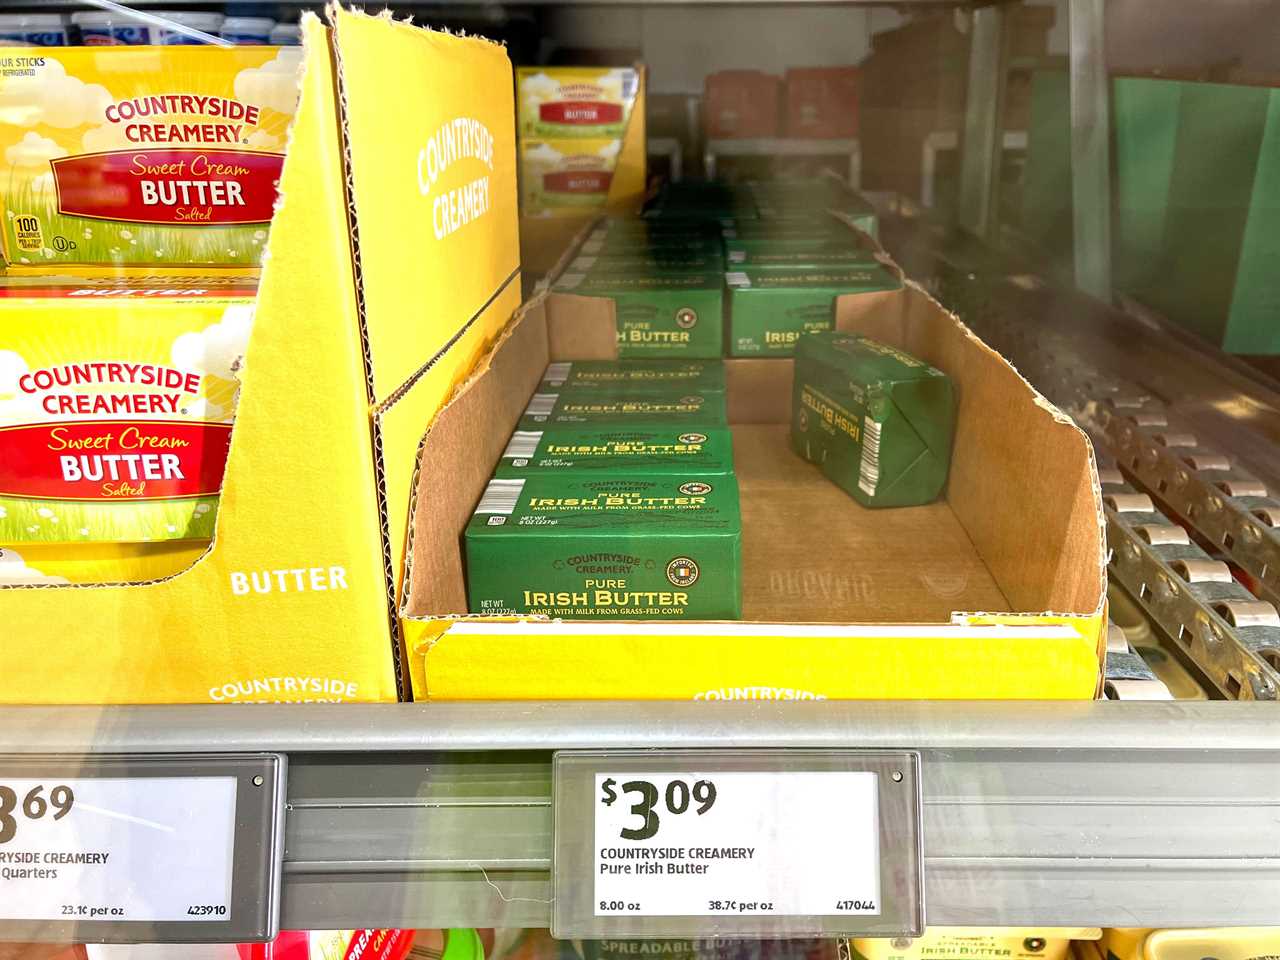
[331,6,521,404]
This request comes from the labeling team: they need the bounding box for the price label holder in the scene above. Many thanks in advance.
[552,749,922,939]
[0,753,286,943]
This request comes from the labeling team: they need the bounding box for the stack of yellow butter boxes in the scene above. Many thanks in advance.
[517,66,647,217]
[0,9,522,703]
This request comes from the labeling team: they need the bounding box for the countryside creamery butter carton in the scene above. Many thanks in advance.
[0,45,302,268]
[553,271,724,358]
[521,138,620,214]
[465,473,742,619]
[792,331,955,509]
[539,359,726,395]
[726,264,901,356]
[519,388,727,430]
[517,66,640,139]
[494,425,735,476]
[851,929,1102,960]
[0,283,253,546]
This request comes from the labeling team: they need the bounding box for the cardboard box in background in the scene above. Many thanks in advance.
[0,8,522,704]
[859,9,1051,206]
[783,67,860,139]
[397,252,1106,700]
[704,71,782,139]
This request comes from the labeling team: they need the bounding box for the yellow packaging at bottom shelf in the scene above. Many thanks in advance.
[851,929,1101,960]
[1100,929,1280,960]
[0,284,254,561]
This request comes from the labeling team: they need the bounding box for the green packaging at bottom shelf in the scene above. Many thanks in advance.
[552,271,724,358]
[791,331,955,508]
[726,265,901,357]
[465,473,743,619]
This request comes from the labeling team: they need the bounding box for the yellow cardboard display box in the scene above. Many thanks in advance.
[0,7,521,704]
[397,254,1108,699]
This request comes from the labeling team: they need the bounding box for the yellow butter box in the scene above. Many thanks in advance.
[0,45,302,268]
[517,66,639,139]
[521,138,622,214]
[0,282,255,547]
[851,929,1102,960]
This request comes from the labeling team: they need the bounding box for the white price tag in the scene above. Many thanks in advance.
[0,776,237,923]
[593,771,879,918]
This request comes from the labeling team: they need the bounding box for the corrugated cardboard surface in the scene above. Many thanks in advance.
[333,7,521,402]
[735,424,1006,622]
[402,280,1106,699]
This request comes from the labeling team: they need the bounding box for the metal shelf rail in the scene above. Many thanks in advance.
[2,700,1278,933]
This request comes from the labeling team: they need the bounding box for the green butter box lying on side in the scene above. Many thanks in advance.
[791,331,956,508]
[725,265,901,357]
[552,272,724,358]
[518,388,728,430]
[494,425,735,476]
[465,473,743,619]
[539,359,727,395]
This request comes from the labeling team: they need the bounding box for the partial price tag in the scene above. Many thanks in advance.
[553,750,922,939]
[594,771,879,917]
[0,754,284,943]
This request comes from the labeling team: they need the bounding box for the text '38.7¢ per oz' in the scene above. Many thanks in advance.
[593,771,881,918]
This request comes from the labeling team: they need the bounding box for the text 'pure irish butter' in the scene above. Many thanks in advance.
[464,474,743,620]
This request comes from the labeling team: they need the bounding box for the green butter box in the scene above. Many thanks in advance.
[791,331,955,508]
[552,272,724,358]
[725,265,901,357]
[724,246,878,268]
[569,251,725,275]
[465,473,743,619]
[518,388,727,430]
[578,232,723,257]
[494,425,735,476]
[539,360,726,395]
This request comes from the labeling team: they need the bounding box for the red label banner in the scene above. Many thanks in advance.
[0,420,233,501]
[540,100,623,125]
[544,170,613,194]
[51,149,283,225]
